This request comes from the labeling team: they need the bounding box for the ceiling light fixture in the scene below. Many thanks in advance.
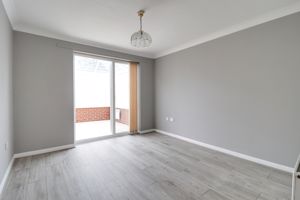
[131,10,152,48]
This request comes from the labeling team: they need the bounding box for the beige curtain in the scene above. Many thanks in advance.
[129,62,138,134]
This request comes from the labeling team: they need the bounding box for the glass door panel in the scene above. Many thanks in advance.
[74,54,113,141]
[114,62,130,133]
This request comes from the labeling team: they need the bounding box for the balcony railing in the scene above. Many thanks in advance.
[76,107,129,125]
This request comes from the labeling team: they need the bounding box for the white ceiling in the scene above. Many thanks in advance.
[3,0,300,58]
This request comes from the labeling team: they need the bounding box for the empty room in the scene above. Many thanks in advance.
[1,0,300,199]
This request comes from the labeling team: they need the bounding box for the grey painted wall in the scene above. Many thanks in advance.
[0,1,13,185]
[13,31,154,153]
[155,12,300,167]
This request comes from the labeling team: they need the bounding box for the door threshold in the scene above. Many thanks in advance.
[75,132,129,145]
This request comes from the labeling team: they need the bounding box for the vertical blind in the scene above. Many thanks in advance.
[130,62,138,134]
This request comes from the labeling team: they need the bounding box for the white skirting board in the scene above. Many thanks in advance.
[0,158,14,197]
[155,129,294,173]
[14,144,75,159]
[139,129,156,134]
[292,155,300,200]
[0,144,75,197]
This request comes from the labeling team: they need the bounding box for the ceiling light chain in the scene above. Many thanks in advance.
[139,10,143,31]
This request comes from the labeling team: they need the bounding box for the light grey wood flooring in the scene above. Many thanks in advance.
[1,133,292,200]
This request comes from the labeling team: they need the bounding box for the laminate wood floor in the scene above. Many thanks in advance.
[1,133,292,200]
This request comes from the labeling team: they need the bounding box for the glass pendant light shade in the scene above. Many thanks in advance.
[131,30,152,48]
[131,10,152,48]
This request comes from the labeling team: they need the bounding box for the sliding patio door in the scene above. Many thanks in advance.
[74,53,131,142]
[114,62,130,133]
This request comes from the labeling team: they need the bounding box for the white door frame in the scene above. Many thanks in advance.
[73,52,130,144]
[110,61,116,135]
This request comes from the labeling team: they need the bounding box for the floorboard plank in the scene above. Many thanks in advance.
[1,133,292,200]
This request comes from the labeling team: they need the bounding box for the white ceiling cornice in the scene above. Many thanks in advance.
[2,0,300,59]
[154,2,300,58]
[2,0,17,28]
[2,0,156,59]
[13,25,156,59]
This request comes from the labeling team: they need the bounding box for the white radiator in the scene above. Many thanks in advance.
[293,154,300,200]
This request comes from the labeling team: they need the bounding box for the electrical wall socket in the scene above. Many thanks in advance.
[165,117,175,122]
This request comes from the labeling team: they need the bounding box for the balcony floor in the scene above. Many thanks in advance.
[75,120,129,141]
